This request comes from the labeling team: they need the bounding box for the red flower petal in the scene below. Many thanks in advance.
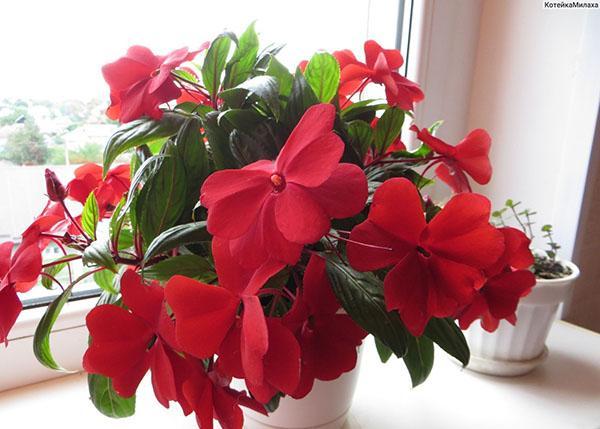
[149,339,178,408]
[414,127,454,156]
[120,270,164,329]
[241,296,269,386]
[484,270,536,319]
[369,178,426,245]
[424,193,505,269]
[213,383,244,429]
[274,183,330,244]
[434,162,471,193]
[306,163,368,219]
[0,242,13,279]
[303,255,339,315]
[347,219,410,272]
[0,286,22,345]
[165,276,238,359]
[8,243,42,291]
[261,319,301,395]
[455,129,492,184]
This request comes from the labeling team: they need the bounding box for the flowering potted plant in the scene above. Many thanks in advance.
[0,24,533,429]
[462,200,580,376]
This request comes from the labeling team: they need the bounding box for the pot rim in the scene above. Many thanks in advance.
[533,258,580,285]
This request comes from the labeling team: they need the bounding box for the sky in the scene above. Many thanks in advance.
[0,0,400,101]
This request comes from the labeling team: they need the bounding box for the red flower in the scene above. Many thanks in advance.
[334,41,424,110]
[200,103,368,267]
[283,255,366,399]
[458,227,536,332]
[413,126,492,193]
[83,271,180,402]
[182,357,266,429]
[67,163,130,216]
[165,239,289,395]
[346,178,504,335]
[0,240,42,344]
[102,45,206,123]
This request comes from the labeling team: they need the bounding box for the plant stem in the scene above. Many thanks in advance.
[60,200,91,243]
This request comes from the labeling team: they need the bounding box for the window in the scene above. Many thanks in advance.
[0,0,411,390]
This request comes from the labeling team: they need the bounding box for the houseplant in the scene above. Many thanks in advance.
[0,24,534,429]
[462,200,580,376]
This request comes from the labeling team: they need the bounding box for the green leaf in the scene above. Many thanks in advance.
[403,335,434,387]
[266,56,293,98]
[341,100,388,122]
[375,337,394,363]
[424,318,469,366]
[81,193,100,240]
[223,22,259,89]
[220,76,280,119]
[374,108,404,153]
[283,69,319,129]
[83,240,117,272]
[218,108,264,133]
[347,120,374,158]
[143,221,210,264]
[201,35,232,100]
[175,117,210,220]
[41,261,68,290]
[103,112,186,175]
[304,52,340,103]
[93,269,117,295]
[325,257,408,358]
[203,111,238,170]
[88,373,136,418]
[33,285,74,370]
[142,254,214,281]
[136,146,186,244]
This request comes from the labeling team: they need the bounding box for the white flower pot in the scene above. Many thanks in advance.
[242,352,362,429]
[464,260,579,376]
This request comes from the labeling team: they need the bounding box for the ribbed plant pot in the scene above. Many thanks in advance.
[243,352,362,429]
[464,260,579,376]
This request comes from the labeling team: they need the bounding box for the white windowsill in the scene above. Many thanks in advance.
[0,321,599,429]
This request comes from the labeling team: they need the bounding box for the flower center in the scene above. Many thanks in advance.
[416,246,431,258]
[270,173,286,192]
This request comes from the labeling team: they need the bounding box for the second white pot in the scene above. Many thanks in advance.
[464,260,579,376]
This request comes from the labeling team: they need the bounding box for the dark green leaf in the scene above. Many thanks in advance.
[175,117,210,220]
[424,318,469,366]
[136,145,186,244]
[103,112,185,175]
[88,373,135,418]
[374,108,404,153]
[375,337,394,363]
[304,52,340,103]
[403,335,434,387]
[283,69,318,129]
[220,76,280,119]
[325,258,408,358]
[218,109,264,133]
[266,56,293,98]
[81,193,99,240]
[347,120,373,158]
[264,392,284,413]
[33,285,74,370]
[341,100,388,122]
[93,269,117,295]
[223,22,259,89]
[203,111,238,170]
[142,254,214,281]
[143,221,210,264]
[83,241,117,272]
[201,35,232,99]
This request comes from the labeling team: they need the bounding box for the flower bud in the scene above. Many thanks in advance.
[45,169,67,202]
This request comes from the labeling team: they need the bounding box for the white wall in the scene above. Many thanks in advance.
[466,1,600,258]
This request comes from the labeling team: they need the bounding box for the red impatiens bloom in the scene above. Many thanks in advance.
[0,240,42,344]
[67,163,130,216]
[458,227,536,332]
[346,178,505,335]
[413,126,492,193]
[283,255,366,399]
[165,238,293,397]
[334,41,424,110]
[200,103,368,267]
[83,270,181,403]
[102,45,207,123]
